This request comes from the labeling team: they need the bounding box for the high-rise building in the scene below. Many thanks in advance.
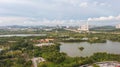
[116,24,120,29]
[78,22,89,32]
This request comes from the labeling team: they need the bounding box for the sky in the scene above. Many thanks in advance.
[0,0,120,26]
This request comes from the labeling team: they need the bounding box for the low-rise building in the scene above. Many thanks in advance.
[32,57,45,67]
[35,43,54,47]
[116,24,120,29]
[34,39,54,43]
[0,49,3,52]
[78,24,89,32]
[80,61,120,67]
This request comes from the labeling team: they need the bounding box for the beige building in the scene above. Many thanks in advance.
[116,24,120,29]
[78,24,89,32]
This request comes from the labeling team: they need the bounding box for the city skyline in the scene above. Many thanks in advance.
[0,0,120,26]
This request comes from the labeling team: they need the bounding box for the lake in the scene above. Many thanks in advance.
[60,40,120,57]
[0,34,47,37]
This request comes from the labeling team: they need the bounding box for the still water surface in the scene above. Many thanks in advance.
[0,34,46,37]
[60,40,120,57]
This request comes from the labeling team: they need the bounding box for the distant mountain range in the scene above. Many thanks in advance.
[90,26,116,31]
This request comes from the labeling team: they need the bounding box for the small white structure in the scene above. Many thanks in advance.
[78,22,89,32]
[81,38,89,40]
[32,57,45,67]
[0,49,3,52]
[35,43,54,47]
[116,24,120,29]
[80,61,120,67]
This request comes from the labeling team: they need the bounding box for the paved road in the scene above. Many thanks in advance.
[32,57,45,67]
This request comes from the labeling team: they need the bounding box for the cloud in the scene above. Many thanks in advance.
[0,16,67,26]
[0,0,119,26]
[0,20,2,23]
[40,19,65,25]
[0,0,115,20]
[93,1,98,5]
[0,0,30,5]
[0,16,85,26]
[100,3,106,6]
[0,16,33,22]
[88,15,120,22]
[0,16,35,26]
[93,1,110,7]
[0,15,120,26]
[79,2,88,8]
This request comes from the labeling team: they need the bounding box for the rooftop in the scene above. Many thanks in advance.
[80,61,120,67]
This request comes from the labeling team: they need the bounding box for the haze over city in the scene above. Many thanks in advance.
[0,0,120,26]
[1,0,120,67]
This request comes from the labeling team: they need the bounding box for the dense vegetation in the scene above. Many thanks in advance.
[0,40,33,67]
[0,29,120,67]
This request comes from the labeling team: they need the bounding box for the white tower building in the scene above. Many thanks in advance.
[116,24,120,29]
[78,22,89,32]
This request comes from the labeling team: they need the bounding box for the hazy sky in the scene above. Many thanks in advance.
[0,0,120,26]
